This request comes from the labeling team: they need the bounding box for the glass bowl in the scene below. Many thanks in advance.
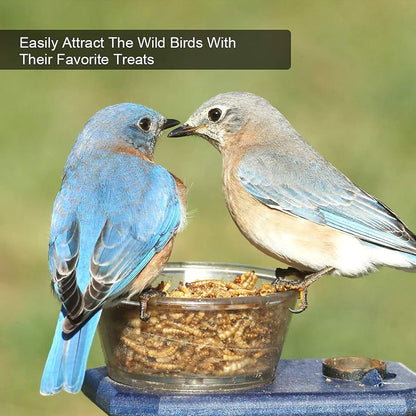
[98,262,297,392]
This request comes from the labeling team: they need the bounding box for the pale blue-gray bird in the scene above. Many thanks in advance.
[169,92,416,312]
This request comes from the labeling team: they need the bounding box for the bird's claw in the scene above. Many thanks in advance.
[138,288,166,321]
[289,286,309,314]
[274,266,335,314]
[273,276,309,313]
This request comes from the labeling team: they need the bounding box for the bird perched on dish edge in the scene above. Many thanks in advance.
[169,91,416,312]
[41,103,186,395]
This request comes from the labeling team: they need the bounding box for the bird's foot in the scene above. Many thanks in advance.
[273,266,335,314]
[138,288,166,321]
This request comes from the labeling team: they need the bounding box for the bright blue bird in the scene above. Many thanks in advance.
[169,92,416,312]
[40,103,186,395]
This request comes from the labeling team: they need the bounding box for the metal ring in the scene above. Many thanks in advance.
[322,357,387,381]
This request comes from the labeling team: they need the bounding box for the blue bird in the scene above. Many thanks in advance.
[169,91,416,312]
[41,103,186,395]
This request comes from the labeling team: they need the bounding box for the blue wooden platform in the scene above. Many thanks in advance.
[82,359,416,415]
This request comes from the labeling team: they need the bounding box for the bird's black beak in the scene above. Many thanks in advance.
[162,119,181,130]
[168,124,200,138]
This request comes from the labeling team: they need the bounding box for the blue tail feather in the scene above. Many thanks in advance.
[40,307,101,395]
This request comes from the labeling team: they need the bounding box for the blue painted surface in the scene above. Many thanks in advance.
[82,359,416,415]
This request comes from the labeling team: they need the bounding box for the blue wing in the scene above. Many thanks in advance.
[237,148,416,254]
[49,154,181,327]
[49,218,84,322]
[82,182,180,315]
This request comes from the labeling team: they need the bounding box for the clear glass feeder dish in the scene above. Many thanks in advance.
[99,262,297,392]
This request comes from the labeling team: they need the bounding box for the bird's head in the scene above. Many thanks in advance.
[168,92,283,151]
[77,103,179,158]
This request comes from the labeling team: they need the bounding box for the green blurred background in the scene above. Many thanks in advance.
[1,1,416,414]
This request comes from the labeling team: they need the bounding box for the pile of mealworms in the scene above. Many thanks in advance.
[113,271,286,377]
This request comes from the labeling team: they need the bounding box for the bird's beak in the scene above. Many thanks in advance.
[162,119,181,130]
[168,124,203,138]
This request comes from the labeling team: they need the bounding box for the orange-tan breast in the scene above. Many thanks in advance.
[171,173,188,232]
[128,238,175,296]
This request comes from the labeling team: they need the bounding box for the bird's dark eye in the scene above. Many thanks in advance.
[138,117,151,131]
[208,108,222,122]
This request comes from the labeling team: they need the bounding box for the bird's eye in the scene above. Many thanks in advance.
[208,108,222,122]
[138,117,151,131]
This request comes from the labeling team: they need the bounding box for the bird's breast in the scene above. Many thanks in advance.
[171,174,187,232]
[126,238,175,298]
